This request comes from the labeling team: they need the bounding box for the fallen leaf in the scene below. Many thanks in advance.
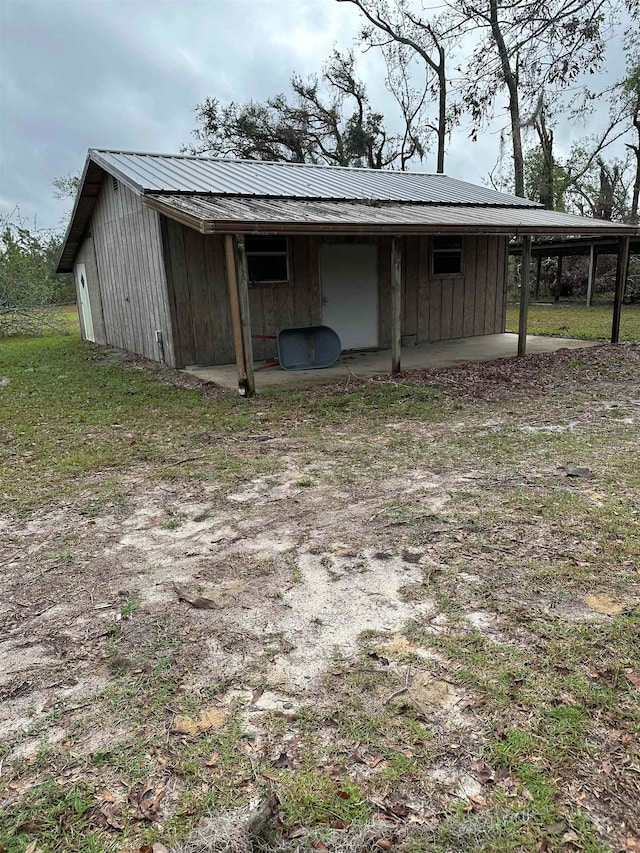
[375,840,392,851]
[172,707,225,735]
[311,842,329,852]
[625,670,640,687]
[561,830,579,844]
[602,761,612,776]
[625,839,640,851]
[251,686,265,704]
[583,594,624,616]
[151,845,170,853]
[336,789,351,799]
[100,801,124,830]
[473,758,495,784]
[205,751,220,767]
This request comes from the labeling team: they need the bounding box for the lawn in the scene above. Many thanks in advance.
[1,329,639,853]
[506,301,640,341]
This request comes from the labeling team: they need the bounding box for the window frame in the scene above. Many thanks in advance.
[431,236,464,278]
[244,236,290,285]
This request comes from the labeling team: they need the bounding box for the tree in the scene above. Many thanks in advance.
[52,173,80,200]
[187,50,425,169]
[458,0,616,198]
[0,210,73,338]
[338,0,450,173]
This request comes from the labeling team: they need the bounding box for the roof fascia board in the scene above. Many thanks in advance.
[143,197,638,237]
[88,149,145,195]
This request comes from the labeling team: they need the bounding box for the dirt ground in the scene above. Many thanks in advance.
[1,341,639,853]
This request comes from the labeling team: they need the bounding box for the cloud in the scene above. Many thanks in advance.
[0,0,632,230]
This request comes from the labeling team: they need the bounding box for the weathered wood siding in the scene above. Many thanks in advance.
[404,235,508,343]
[75,234,106,344]
[90,177,175,365]
[161,222,322,366]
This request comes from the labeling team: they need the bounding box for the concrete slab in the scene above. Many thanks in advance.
[184,333,600,392]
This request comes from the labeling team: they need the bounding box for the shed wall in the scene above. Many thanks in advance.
[89,177,175,364]
[75,234,106,344]
[160,227,508,367]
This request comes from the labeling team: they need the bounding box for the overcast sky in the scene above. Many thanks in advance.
[0,0,630,231]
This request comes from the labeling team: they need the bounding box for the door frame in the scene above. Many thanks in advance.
[74,262,95,342]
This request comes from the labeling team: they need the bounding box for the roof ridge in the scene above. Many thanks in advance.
[90,148,444,177]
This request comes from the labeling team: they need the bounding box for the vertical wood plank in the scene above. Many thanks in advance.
[462,236,476,338]
[518,236,532,355]
[611,235,630,343]
[474,237,488,336]
[378,237,392,347]
[586,244,596,307]
[391,237,402,374]
[403,236,418,337]
[484,236,498,334]
[416,237,430,342]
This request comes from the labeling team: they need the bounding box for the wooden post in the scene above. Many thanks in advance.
[391,237,402,375]
[554,254,562,302]
[224,234,255,397]
[586,244,596,307]
[534,254,542,301]
[518,235,532,356]
[611,235,630,344]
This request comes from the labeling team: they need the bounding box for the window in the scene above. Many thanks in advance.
[245,236,289,283]
[432,236,463,276]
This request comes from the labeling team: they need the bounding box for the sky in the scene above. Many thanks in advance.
[0,0,631,231]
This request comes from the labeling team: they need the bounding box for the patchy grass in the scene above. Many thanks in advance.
[1,333,639,852]
[506,301,640,341]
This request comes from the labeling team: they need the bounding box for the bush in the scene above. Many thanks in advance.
[0,217,74,337]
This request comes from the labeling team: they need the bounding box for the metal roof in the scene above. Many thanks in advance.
[144,194,639,237]
[56,148,638,272]
[91,149,541,207]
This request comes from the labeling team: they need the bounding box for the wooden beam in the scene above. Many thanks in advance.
[534,254,542,301]
[554,254,563,302]
[586,244,596,307]
[223,234,255,397]
[391,237,402,374]
[518,236,532,356]
[611,235,630,344]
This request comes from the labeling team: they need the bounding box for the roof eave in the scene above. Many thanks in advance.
[55,150,146,274]
[142,197,639,238]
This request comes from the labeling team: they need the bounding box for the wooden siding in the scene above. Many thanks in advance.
[411,235,508,343]
[75,234,106,344]
[161,223,322,366]
[90,178,176,365]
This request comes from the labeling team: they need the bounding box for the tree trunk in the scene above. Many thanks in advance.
[489,0,524,197]
[436,46,446,173]
[536,111,555,209]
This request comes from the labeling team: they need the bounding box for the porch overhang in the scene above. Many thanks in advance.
[143,193,640,238]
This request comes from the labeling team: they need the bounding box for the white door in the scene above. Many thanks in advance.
[74,263,95,342]
[320,244,378,350]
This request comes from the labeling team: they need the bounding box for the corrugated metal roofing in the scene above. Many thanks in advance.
[144,194,639,237]
[91,149,541,207]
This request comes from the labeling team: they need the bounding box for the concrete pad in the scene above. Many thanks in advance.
[184,333,600,392]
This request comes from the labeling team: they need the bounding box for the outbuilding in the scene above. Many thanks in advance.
[57,149,637,395]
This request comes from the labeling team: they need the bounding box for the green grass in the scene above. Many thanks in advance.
[506,301,640,340]
[2,325,639,852]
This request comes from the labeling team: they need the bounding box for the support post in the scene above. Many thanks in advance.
[554,254,562,302]
[611,235,630,344]
[224,234,255,397]
[534,254,542,301]
[586,244,596,308]
[391,236,402,375]
[518,235,532,356]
